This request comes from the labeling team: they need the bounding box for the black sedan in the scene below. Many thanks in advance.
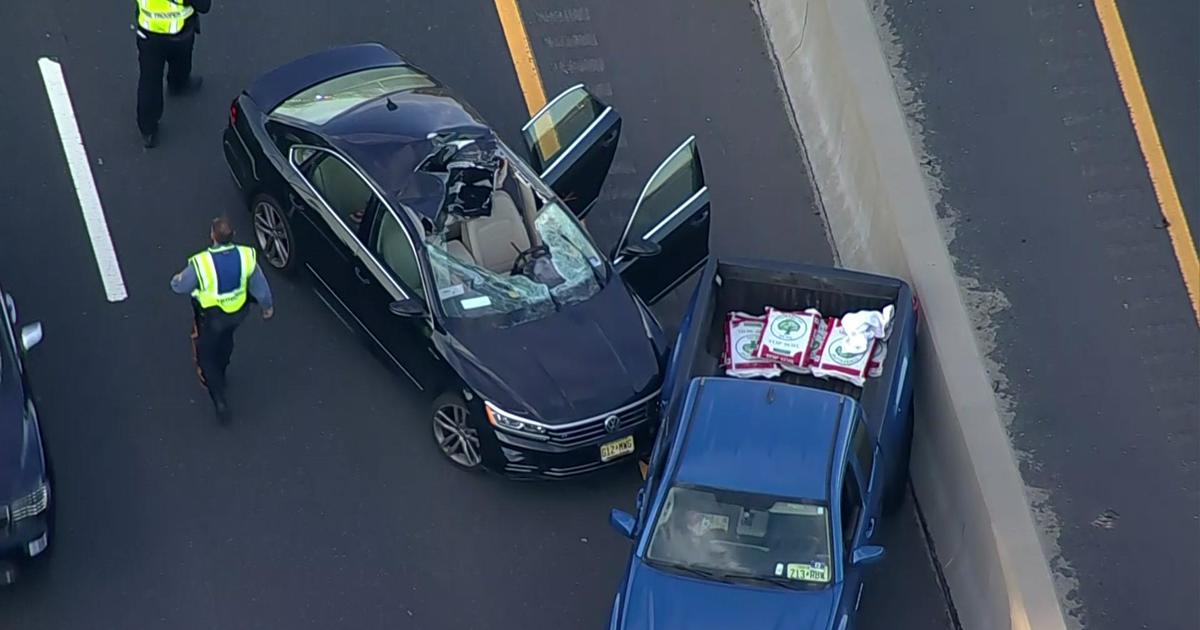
[0,286,52,583]
[222,43,711,478]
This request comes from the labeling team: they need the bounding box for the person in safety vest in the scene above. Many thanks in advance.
[170,217,274,422]
[132,0,211,148]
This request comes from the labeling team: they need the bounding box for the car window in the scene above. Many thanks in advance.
[852,415,875,481]
[373,210,426,300]
[645,485,833,585]
[290,145,318,168]
[272,66,436,126]
[624,138,703,243]
[309,153,373,231]
[840,466,864,550]
[523,86,605,170]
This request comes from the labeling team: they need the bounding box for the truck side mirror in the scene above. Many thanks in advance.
[609,508,636,539]
[19,322,43,352]
[850,545,886,567]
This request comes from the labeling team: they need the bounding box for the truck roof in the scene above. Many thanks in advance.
[674,377,851,502]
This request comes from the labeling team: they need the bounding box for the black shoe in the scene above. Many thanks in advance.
[141,130,158,149]
[168,76,203,96]
[212,395,231,424]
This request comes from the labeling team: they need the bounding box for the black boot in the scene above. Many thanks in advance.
[211,391,231,425]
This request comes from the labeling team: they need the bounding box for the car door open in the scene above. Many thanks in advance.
[521,84,621,220]
[613,136,711,305]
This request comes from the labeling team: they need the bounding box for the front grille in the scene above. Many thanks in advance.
[544,391,660,448]
[11,485,48,521]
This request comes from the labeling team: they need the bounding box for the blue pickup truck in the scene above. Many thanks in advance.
[607,258,918,630]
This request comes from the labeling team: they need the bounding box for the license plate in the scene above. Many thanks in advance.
[600,435,635,462]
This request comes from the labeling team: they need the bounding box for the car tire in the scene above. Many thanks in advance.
[250,193,298,275]
[431,391,483,471]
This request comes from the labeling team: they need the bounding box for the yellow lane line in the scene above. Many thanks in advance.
[1094,0,1200,324]
[493,0,548,115]
[492,0,560,160]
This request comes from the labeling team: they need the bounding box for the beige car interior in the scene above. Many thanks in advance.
[312,156,373,227]
[443,177,540,275]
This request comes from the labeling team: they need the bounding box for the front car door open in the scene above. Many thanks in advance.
[613,136,711,305]
[521,84,621,220]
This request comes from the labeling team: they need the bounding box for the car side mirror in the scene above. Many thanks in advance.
[609,508,636,539]
[19,322,43,352]
[389,299,426,318]
[850,545,886,567]
[617,238,662,260]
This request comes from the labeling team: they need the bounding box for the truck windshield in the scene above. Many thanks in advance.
[645,485,833,586]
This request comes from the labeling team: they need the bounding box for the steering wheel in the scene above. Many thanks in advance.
[511,243,550,276]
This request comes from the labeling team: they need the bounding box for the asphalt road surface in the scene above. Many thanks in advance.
[0,1,951,628]
[1118,0,1199,233]
[879,0,1199,628]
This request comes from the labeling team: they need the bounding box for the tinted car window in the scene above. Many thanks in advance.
[625,141,703,242]
[524,87,604,170]
[852,417,874,480]
[309,154,374,230]
[840,467,863,549]
[373,210,425,300]
[273,66,436,125]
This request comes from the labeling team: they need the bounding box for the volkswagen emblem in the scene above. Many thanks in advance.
[603,415,620,433]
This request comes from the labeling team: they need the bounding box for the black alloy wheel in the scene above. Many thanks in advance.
[250,193,297,274]
[431,391,483,470]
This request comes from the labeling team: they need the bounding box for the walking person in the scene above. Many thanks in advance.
[134,0,211,148]
[171,217,274,422]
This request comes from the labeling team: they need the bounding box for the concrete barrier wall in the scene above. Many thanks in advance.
[754,1,1070,629]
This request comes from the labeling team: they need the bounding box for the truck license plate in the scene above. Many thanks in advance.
[600,435,635,462]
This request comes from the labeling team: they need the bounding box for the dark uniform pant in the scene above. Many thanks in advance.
[136,31,195,136]
[191,302,246,405]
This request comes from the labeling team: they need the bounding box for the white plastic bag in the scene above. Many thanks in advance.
[840,304,895,354]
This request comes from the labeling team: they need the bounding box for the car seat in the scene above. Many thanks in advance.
[463,191,531,273]
[444,240,475,266]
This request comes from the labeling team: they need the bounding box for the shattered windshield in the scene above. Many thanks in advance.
[418,133,609,327]
[427,200,607,326]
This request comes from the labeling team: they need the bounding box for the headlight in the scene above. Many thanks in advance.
[484,402,549,440]
[11,481,49,521]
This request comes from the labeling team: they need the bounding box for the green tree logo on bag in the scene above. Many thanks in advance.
[739,339,757,359]
[771,316,808,340]
[829,339,868,366]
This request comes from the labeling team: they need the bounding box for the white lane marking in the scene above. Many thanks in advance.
[37,57,127,303]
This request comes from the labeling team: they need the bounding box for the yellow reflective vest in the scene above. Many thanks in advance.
[190,245,257,314]
[136,0,195,35]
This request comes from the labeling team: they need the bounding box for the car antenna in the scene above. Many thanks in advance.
[386,97,398,111]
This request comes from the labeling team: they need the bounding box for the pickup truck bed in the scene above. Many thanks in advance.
[669,258,915,405]
[658,258,918,508]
